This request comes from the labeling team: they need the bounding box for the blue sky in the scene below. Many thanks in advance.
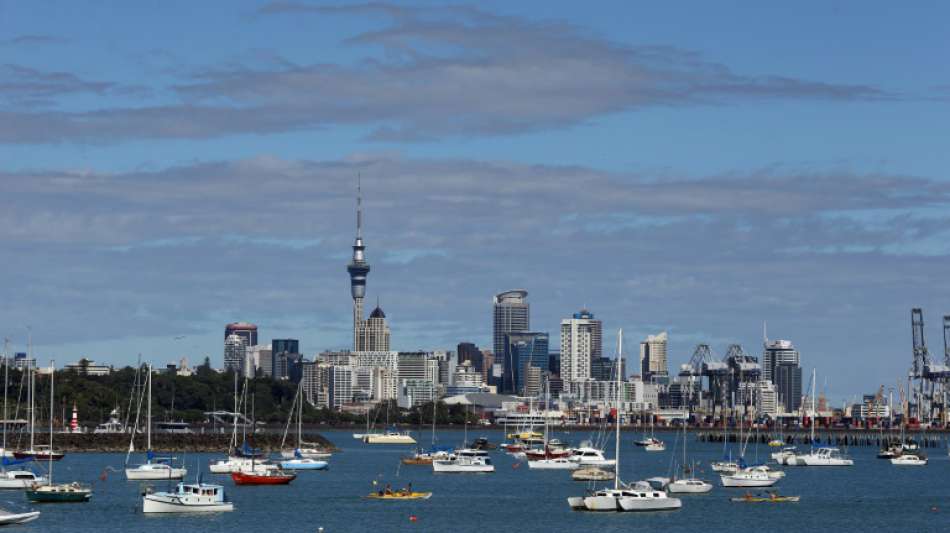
[1,1,948,402]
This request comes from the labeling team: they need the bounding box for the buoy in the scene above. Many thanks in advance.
[409,515,418,522]
[931,506,938,512]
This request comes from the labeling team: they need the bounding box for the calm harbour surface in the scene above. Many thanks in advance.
[6,428,949,532]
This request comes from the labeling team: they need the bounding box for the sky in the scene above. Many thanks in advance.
[1,1,948,402]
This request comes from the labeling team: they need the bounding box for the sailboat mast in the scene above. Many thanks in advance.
[147,363,152,451]
[48,361,54,485]
[811,368,816,445]
[297,385,303,449]
[2,339,7,456]
[615,329,622,490]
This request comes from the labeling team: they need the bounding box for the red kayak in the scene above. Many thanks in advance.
[231,470,296,485]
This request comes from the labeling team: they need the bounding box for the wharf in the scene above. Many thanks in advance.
[695,430,946,449]
[3,431,336,453]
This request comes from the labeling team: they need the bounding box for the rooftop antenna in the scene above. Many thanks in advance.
[763,321,768,345]
[356,173,363,238]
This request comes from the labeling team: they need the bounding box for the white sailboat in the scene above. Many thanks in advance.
[432,404,494,473]
[279,385,328,471]
[0,349,46,489]
[125,364,187,480]
[667,419,712,494]
[568,330,682,513]
[788,369,853,467]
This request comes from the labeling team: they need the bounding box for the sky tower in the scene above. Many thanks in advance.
[347,177,371,350]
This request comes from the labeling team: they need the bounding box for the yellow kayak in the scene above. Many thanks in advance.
[366,492,433,501]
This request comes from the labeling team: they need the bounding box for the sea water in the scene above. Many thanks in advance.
[11,429,948,532]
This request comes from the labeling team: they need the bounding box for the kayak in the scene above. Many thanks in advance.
[365,492,432,501]
[731,495,800,503]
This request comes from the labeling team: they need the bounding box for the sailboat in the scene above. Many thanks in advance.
[432,404,494,473]
[403,387,452,465]
[362,401,416,444]
[788,369,853,467]
[14,350,64,462]
[26,362,92,502]
[667,420,712,494]
[636,407,665,451]
[530,378,577,470]
[568,330,682,512]
[209,372,275,474]
[279,385,328,471]
[125,364,187,480]
[0,350,46,489]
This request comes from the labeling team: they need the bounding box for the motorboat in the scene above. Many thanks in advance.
[125,460,187,481]
[720,469,778,488]
[644,440,666,452]
[0,470,47,489]
[432,449,494,473]
[209,456,278,474]
[0,507,39,524]
[744,465,785,480]
[667,478,713,494]
[363,431,416,445]
[771,446,798,465]
[789,447,854,466]
[142,481,233,513]
[569,447,615,467]
[279,457,328,471]
[572,467,614,481]
[26,482,92,502]
[230,469,296,485]
[528,457,579,470]
[890,453,927,466]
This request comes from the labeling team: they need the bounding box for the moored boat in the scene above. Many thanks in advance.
[432,449,494,473]
[572,466,614,481]
[230,469,296,485]
[527,457,579,470]
[26,481,92,503]
[0,470,47,490]
[890,453,927,466]
[0,507,39,524]
[143,481,233,513]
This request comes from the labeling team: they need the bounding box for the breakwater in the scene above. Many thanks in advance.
[695,430,946,449]
[6,431,336,453]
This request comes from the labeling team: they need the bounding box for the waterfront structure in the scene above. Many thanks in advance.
[502,332,549,395]
[224,334,248,373]
[225,322,258,348]
[559,309,602,384]
[493,290,529,368]
[640,331,669,382]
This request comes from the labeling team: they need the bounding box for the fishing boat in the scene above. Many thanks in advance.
[568,331,682,513]
[730,492,800,503]
[890,453,927,466]
[26,362,92,503]
[278,384,329,471]
[572,466,614,481]
[125,364,187,480]
[210,456,277,474]
[0,507,40,524]
[143,480,234,513]
[230,468,296,485]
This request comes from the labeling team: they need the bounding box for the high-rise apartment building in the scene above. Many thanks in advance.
[639,331,668,382]
[559,308,602,383]
[493,290,529,365]
[502,332,549,395]
[225,322,258,347]
[224,334,248,373]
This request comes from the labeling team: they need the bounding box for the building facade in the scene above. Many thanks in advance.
[559,308,602,384]
[493,290,529,370]
[224,334,248,373]
[502,332,549,395]
[225,322,258,347]
[639,331,669,382]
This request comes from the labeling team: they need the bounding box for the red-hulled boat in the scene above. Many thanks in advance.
[231,470,296,485]
[524,445,572,461]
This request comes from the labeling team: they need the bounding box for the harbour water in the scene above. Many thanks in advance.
[9,428,949,532]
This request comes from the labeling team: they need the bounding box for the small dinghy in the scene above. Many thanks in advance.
[0,508,40,525]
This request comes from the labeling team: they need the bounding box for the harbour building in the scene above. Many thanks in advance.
[559,308,602,384]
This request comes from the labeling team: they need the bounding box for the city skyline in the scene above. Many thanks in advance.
[3,2,950,402]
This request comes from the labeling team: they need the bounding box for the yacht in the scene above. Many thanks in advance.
[363,431,416,445]
[0,470,47,489]
[142,481,233,513]
[667,478,713,494]
[432,449,494,473]
[789,447,853,466]
[720,468,778,488]
[890,453,927,466]
[528,457,579,470]
[569,447,615,467]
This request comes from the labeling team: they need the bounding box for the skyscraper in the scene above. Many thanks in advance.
[559,308,602,383]
[457,342,483,374]
[763,338,802,413]
[347,179,371,351]
[225,322,258,347]
[763,339,800,382]
[502,332,549,395]
[358,304,391,352]
[493,289,529,378]
[639,331,668,382]
[224,334,247,373]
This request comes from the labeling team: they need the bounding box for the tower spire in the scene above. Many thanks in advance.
[357,173,362,238]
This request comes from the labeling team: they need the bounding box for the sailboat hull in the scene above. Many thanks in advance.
[618,497,682,512]
[583,495,620,511]
[125,466,188,480]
